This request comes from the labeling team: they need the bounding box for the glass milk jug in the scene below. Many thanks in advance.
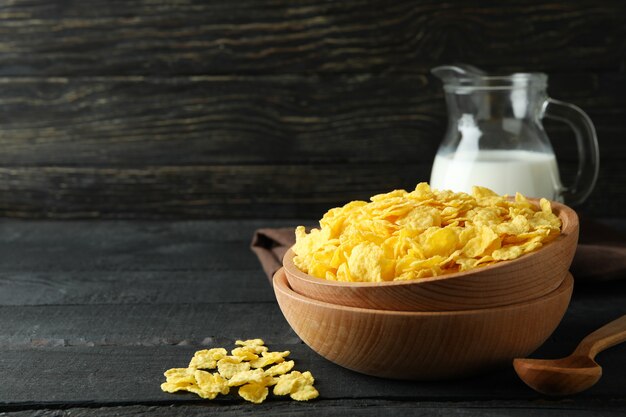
[429,65,599,205]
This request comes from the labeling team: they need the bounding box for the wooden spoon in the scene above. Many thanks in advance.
[513,315,626,395]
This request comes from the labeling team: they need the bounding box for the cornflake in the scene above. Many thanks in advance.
[216,356,250,379]
[250,350,290,368]
[274,371,319,401]
[227,369,266,387]
[231,347,260,361]
[264,360,295,377]
[161,339,318,404]
[188,348,227,370]
[239,383,269,404]
[160,368,196,394]
[194,370,229,399]
[293,183,562,282]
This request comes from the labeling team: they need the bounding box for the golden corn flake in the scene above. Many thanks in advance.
[235,339,269,354]
[194,370,230,399]
[217,356,251,379]
[161,340,317,404]
[161,368,225,399]
[227,369,266,387]
[188,348,227,370]
[231,346,260,361]
[264,360,295,377]
[273,371,319,401]
[250,351,290,369]
[160,381,193,394]
[239,383,269,404]
[291,384,320,401]
[236,338,265,347]
[160,368,196,393]
[164,367,195,384]
[293,183,561,282]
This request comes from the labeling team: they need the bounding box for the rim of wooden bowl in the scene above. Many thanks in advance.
[274,266,574,316]
[283,199,578,288]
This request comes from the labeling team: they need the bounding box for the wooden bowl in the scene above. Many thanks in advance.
[284,200,578,311]
[274,267,573,380]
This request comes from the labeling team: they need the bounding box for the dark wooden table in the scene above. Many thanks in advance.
[1,219,626,416]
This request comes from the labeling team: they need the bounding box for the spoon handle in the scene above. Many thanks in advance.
[574,315,626,359]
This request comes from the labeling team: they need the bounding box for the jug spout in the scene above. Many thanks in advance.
[431,64,486,85]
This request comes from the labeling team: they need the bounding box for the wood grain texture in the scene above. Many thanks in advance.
[0,219,297,246]
[577,315,626,359]
[0,74,623,167]
[0,219,291,306]
[0,1,624,219]
[5,401,626,417]
[0,0,623,76]
[274,269,573,380]
[0,163,432,218]
[514,315,626,396]
[0,271,273,306]
[2,161,625,218]
[2,340,626,406]
[0,72,623,218]
[0,303,296,348]
[0,75,443,166]
[0,4,623,415]
[1,220,626,411]
[0,219,299,271]
[0,223,262,270]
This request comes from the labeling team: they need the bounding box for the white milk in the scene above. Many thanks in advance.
[430,150,562,200]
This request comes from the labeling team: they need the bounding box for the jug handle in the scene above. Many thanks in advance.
[542,98,600,206]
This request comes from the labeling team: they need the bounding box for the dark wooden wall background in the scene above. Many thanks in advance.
[0,0,624,219]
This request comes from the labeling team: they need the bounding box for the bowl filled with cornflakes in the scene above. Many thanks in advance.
[282,183,578,311]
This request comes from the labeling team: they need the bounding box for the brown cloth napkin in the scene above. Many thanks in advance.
[250,228,296,280]
[251,218,626,283]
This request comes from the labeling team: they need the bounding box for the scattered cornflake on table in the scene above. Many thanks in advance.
[216,356,251,379]
[264,360,295,377]
[160,368,197,394]
[239,382,269,404]
[250,350,290,368]
[231,346,260,361]
[273,370,319,401]
[193,370,230,399]
[161,339,318,403]
[188,348,227,370]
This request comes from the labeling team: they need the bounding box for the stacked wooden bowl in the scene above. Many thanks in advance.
[274,201,579,380]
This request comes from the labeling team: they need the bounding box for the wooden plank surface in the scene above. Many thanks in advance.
[0,219,295,244]
[0,74,622,167]
[2,162,625,218]
[0,271,273,305]
[0,163,429,218]
[0,304,294,348]
[1,220,626,416]
[0,220,280,305]
[1,301,626,405]
[0,75,443,166]
[4,401,626,417]
[0,219,297,270]
[3,398,624,417]
[1,288,626,348]
[0,1,624,220]
[0,73,623,218]
[0,0,623,75]
[1,314,626,404]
